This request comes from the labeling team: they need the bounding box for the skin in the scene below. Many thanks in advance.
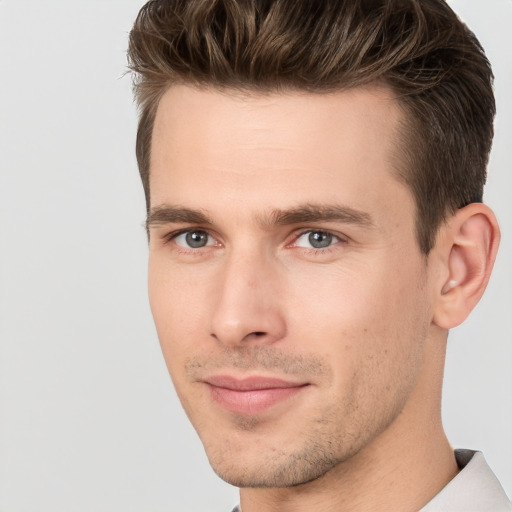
[147,84,499,512]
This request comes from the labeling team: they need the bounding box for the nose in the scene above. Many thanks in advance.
[209,249,287,347]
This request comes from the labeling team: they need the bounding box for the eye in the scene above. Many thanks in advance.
[294,230,340,249]
[173,230,215,249]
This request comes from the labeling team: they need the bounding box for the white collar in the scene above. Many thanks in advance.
[420,449,512,511]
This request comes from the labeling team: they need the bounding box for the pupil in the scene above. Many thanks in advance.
[309,231,332,249]
[186,231,208,248]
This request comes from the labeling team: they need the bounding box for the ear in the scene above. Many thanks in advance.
[432,203,500,330]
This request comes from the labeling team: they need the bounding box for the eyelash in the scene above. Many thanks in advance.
[162,228,347,253]
[162,228,218,252]
[289,229,347,254]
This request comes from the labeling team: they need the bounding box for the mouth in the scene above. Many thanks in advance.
[203,375,310,415]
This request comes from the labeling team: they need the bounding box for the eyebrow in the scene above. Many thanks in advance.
[146,203,374,232]
[264,203,374,228]
[146,206,213,232]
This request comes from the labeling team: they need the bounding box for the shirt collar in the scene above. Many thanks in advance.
[419,449,512,511]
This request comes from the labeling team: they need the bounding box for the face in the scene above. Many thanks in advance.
[148,85,436,487]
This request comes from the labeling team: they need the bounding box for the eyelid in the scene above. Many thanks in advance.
[288,228,348,249]
[177,231,215,248]
[162,227,220,247]
[158,226,347,251]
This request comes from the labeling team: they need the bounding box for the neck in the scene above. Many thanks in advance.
[239,330,458,512]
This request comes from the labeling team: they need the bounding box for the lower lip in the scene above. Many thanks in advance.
[207,384,308,415]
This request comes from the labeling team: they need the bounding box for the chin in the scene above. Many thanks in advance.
[204,437,343,488]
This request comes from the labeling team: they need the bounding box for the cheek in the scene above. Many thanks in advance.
[148,255,208,370]
[285,264,429,445]
[285,258,429,381]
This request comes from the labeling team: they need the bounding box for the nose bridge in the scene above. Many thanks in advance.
[210,244,286,347]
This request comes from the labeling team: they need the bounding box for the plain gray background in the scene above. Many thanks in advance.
[0,1,510,511]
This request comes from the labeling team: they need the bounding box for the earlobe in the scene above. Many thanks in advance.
[433,203,500,330]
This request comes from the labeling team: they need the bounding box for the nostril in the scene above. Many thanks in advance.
[253,332,266,337]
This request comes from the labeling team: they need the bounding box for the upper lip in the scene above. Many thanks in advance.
[204,375,308,391]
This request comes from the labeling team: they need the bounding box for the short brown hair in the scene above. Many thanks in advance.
[127,0,495,253]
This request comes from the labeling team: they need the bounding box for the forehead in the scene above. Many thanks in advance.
[149,84,411,224]
[151,84,402,157]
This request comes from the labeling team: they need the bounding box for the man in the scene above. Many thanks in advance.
[127,1,511,510]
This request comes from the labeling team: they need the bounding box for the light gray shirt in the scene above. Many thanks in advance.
[231,450,512,512]
[420,449,512,511]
